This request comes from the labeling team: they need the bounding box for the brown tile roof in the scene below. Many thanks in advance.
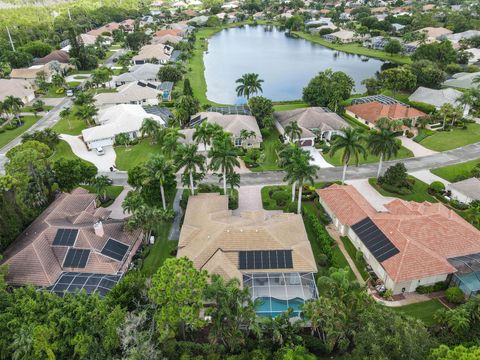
[154,29,184,37]
[177,193,317,282]
[317,185,480,282]
[87,22,120,37]
[33,50,70,65]
[1,188,142,287]
[346,101,426,124]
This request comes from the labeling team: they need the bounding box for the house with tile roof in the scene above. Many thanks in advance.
[0,79,35,104]
[33,50,70,66]
[409,86,469,116]
[273,107,350,147]
[346,101,426,130]
[94,81,161,108]
[114,63,162,86]
[317,184,480,295]
[443,72,480,90]
[1,188,142,294]
[178,193,318,316]
[132,44,173,65]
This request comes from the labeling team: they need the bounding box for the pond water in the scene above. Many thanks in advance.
[203,25,385,104]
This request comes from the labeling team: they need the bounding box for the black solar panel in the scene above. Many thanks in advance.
[238,250,293,270]
[101,239,129,261]
[53,229,78,246]
[351,218,399,263]
[63,249,90,268]
[47,272,122,297]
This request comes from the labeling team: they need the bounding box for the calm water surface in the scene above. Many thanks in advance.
[204,25,385,104]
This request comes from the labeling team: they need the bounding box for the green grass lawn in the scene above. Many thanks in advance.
[0,116,39,148]
[419,124,480,151]
[50,140,95,167]
[41,86,66,98]
[369,177,438,203]
[67,81,81,88]
[340,236,369,280]
[21,105,54,113]
[141,229,178,276]
[431,159,480,182]
[323,145,413,166]
[115,139,161,171]
[273,102,308,112]
[73,75,89,80]
[52,113,87,136]
[390,299,445,326]
[249,129,282,172]
[81,185,124,207]
[292,31,412,64]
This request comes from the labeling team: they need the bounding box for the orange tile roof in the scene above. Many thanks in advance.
[317,185,480,282]
[154,29,184,37]
[346,101,426,124]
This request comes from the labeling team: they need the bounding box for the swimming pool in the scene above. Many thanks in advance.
[255,297,305,318]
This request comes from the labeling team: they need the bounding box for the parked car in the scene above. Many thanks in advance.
[66,89,74,97]
[95,147,105,156]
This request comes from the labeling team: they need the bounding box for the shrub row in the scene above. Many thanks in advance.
[306,212,335,262]
[416,281,448,294]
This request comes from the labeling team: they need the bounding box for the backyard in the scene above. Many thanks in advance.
[390,299,446,326]
[0,116,38,148]
[368,176,438,203]
[419,123,480,152]
[431,159,480,182]
[272,101,308,112]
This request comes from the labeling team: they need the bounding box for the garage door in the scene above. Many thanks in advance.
[300,139,313,147]
[89,138,113,149]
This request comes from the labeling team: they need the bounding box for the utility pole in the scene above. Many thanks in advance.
[6,27,15,51]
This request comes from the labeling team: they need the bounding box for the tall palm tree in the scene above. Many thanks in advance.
[284,121,302,144]
[458,89,475,115]
[330,128,367,184]
[368,129,401,178]
[175,144,205,195]
[140,117,162,143]
[76,105,98,126]
[59,107,72,130]
[146,154,174,209]
[209,137,240,195]
[239,129,256,145]
[281,145,308,203]
[4,96,23,125]
[193,121,215,151]
[157,127,185,158]
[90,175,111,202]
[235,73,264,99]
[285,151,318,214]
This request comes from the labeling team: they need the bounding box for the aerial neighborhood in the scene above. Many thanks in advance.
[1,0,480,358]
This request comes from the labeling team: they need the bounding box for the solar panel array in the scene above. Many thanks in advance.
[207,105,251,115]
[63,249,90,268]
[48,272,122,297]
[351,95,403,106]
[52,229,78,246]
[351,218,400,263]
[101,239,129,261]
[238,250,293,270]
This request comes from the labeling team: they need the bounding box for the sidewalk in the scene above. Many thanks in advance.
[168,188,184,241]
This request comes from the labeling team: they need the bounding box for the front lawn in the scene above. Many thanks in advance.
[41,86,66,98]
[50,140,94,167]
[419,124,480,151]
[249,129,282,172]
[21,105,54,113]
[0,116,39,148]
[115,139,161,171]
[369,177,438,203]
[431,159,480,182]
[81,185,124,207]
[52,111,87,136]
[323,145,413,166]
[390,299,445,326]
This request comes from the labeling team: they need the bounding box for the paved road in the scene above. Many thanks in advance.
[99,141,480,186]
[0,97,72,173]
[104,49,127,68]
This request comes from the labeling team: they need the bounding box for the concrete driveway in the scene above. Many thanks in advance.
[346,178,395,212]
[60,134,116,172]
[106,186,131,219]
[409,170,450,186]
[304,146,333,168]
[234,185,264,214]
[400,137,437,157]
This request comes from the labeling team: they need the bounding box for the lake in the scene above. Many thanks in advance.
[203,25,385,104]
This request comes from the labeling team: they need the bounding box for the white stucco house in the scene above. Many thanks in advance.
[94,81,161,109]
[81,104,165,150]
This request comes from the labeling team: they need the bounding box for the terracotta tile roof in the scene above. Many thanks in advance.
[33,50,70,65]
[346,101,426,124]
[177,193,317,282]
[154,29,184,37]
[1,188,142,287]
[87,22,120,37]
[317,185,480,282]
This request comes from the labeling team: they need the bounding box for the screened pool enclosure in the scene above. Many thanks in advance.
[449,253,480,298]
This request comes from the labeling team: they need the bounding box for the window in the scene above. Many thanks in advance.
[234,137,242,146]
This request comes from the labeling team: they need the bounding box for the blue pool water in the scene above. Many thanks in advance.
[255,297,305,318]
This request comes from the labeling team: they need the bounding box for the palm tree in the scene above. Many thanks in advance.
[73,91,95,106]
[157,127,186,158]
[330,128,367,184]
[368,129,401,178]
[147,154,174,209]
[76,105,98,126]
[59,107,72,130]
[285,151,318,214]
[239,129,256,146]
[439,103,454,130]
[193,121,215,151]
[175,144,205,195]
[209,137,240,195]
[4,96,23,126]
[235,73,264,99]
[281,145,308,203]
[458,89,475,115]
[284,121,302,144]
[115,133,130,148]
[226,172,241,194]
[90,175,110,202]
[140,117,162,143]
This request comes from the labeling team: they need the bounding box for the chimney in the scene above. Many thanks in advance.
[94,221,104,237]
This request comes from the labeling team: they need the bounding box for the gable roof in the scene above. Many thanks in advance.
[178,193,317,281]
[87,22,120,37]
[443,72,480,89]
[1,188,142,286]
[346,101,426,124]
[115,63,161,83]
[192,112,262,140]
[317,185,480,282]
[132,44,172,62]
[33,50,70,65]
[408,86,464,109]
[94,81,160,106]
[274,107,349,138]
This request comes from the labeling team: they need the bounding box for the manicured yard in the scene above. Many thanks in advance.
[0,116,39,148]
[249,129,282,172]
[390,299,445,326]
[292,31,412,64]
[115,139,161,171]
[81,185,124,207]
[431,159,480,182]
[52,112,87,136]
[141,228,178,276]
[50,140,94,166]
[41,86,66,98]
[21,105,54,113]
[273,102,308,112]
[340,236,369,281]
[323,145,413,166]
[369,177,438,203]
[419,124,480,151]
